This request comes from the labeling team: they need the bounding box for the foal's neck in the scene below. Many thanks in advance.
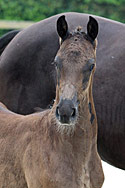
[46,93,93,186]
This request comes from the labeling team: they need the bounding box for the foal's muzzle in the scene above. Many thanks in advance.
[56,99,77,125]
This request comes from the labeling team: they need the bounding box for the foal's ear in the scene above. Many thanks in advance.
[87,16,98,41]
[57,15,69,41]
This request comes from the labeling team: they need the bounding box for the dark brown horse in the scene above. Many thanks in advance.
[0,30,20,55]
[0,16,104,188]
[0,12,125,170]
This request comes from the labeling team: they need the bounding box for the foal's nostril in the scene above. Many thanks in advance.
[71,108,76,118]
[56,106,60,117]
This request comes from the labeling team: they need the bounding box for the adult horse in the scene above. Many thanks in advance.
[0,12,125,170]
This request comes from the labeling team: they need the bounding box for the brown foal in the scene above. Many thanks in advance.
[0,15,104,188]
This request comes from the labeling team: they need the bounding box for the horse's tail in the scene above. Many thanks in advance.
[0,30,21,55]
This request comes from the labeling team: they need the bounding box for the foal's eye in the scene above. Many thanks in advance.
[53,60,59,69]
[54,61,58,67]
[54,57,59,68]
[89,63,95,71]
[53,56,63,70]
[55,62,60,70]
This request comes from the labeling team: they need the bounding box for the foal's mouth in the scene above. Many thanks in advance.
[55,108,78,135]
[56,120,76,127]
[55,118,77,135]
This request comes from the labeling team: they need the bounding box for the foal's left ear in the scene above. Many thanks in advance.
[57,15,69,41]
[87,16,98,41]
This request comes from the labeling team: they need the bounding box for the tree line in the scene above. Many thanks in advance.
[0,0,124,36]
[0,0,124,22]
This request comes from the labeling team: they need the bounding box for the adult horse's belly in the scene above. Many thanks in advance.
[0,13,125,169]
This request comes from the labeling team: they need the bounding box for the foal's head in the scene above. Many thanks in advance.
[54,15,98,132]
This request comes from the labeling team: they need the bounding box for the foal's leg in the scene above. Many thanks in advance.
[24,172,42,188]
[23,146,43,188]
[88,144,104,188]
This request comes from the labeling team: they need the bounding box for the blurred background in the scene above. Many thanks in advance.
[0,0,124,36]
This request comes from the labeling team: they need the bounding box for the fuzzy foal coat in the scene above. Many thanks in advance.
[0,16,104,187]
[0,99,104,188]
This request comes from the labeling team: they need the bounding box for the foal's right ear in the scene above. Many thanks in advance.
[57,15,69,41]
[87,16,98,41]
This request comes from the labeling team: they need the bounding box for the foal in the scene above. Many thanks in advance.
[0,16,104,188]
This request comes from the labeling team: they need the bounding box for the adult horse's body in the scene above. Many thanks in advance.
[0,12,125,170]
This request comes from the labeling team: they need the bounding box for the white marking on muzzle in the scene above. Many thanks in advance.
[61,83,76,100]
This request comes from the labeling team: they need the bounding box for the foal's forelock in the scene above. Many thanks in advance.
[59,27,97,50]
